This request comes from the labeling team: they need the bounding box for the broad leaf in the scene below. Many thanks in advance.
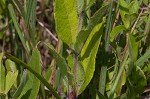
[110,25,126,42]
[127,66,147,98]
[19,48,41,99]
[74,4,109,52]
[54,0,78,47]
[129,0,139,14]
[76,0,85,13]
[5,71,18,94]
[5,59,17,72]
[118,0,129,9]
[79,20,104,94]
[0,53,5,94]
[118,0,130,29]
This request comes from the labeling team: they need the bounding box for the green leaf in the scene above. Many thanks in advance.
[54,0,78,47]
[67,54,74,73]
[44,43,68,78]
[118,0,129,9]
[76,62,85,90]
[74,4,109,52]
[0,0,5,15]
[118,0,130,29]
[19,48,41,99]
[124,14,137,29]
[143,0,148,5]
[13,71,28,98]
[128,34,139,62]
[136,48,150,67]
[5,53,61,99]
[8,4,29,53]
[110,25,126,42]
[79,20,104,94]
[129,0,139,14]
[5,71,18,94]
[5,59,17,72]
[87,0,95,8]
[127,66,147,98]
[25,0,37,28]
[97,91,108,99]
[0,53,5,94]
[76,0,85,13]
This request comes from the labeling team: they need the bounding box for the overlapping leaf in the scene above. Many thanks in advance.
[18,48,41,99]
[74,4,109,52]
[79,20,104,94]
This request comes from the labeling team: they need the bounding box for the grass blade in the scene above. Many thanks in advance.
[8,4,29,54]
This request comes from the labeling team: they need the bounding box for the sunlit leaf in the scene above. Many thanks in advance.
[129,0,139,14]
[5,71,18,94]
[74,4,109,52]
[5,59,17,72]
[54,0,78,47]
[79,20,104,94]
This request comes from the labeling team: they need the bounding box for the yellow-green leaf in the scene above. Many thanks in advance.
[54,0,78,47]
[5,71,18,94]
[0,53,5,94]
[79,20,104,94]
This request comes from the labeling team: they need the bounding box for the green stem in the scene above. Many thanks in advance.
[5,53,61,99]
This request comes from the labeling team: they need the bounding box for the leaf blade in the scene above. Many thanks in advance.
[54,0,78,46]
[18,48,41,99]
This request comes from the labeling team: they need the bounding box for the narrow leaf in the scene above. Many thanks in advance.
[25,0,37,27]
[136,48,150,67]
[8,4,29,53]
[0,53,5,94]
